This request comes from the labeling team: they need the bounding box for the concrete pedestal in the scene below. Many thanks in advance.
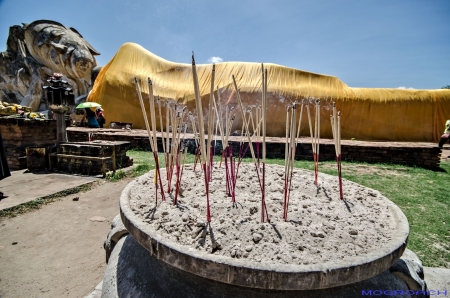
[102,235,414,298]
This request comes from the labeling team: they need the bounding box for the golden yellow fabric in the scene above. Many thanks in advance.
[88,42,450,142]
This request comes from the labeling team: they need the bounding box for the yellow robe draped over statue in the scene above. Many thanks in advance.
[88,42,450,142]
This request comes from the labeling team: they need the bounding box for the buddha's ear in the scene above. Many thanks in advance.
[6,24,26,54]
[69,27,100,56]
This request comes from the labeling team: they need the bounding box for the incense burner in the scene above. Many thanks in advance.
[118,164,409,291]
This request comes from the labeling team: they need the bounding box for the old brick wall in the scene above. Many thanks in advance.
[0,118,60,170]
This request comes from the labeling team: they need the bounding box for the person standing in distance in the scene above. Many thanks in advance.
[84,108,99,128]
[96,107,105,128]
[438,119,450,148]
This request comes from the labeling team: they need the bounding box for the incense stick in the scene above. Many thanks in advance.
[165,99,170,180]
[157,96,169,185]
[284,107,290,177]
[283,103,297,221]
[336,106,344,200]
[148,79,159,154]
[262,68,267,164]
[206,65,216,181]
[306,99,321,186]
[315,100,321,185]
[283,106,290,221]
[134,77,165,204]
[212,89,225,150]
[157,96,165,153]
[296,100,304,142]
[148,78,166,201]
[261,67,270,223]
[173,106,187,204]
[330,101,344,200]
[232,75,256,163]
[135,78,155,152]
[192,53,211,222]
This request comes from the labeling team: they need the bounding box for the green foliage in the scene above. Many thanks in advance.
[0,201,45,219]
[127,148,155,165]
[105,170,127,182]
[0,183,95,221]
[442,85,450,89]
[131,164,154,177]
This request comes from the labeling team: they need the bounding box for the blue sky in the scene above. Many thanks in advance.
[0,0,449,89]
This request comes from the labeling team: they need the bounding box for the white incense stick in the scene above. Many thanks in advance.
[212,92,225,145]
[192,54,206,164]
[332,102,338,154]
[306,101,315,154]
[232,75,256,163]
[250,108,256,137]
[289,103,297,171]
[262,69,267,163]
[206,65,215,172]
[224,106,229,149]
[337,111,341,156]
[134,77,155,152]
[165,101,170,156]
[189,113,199,148]
[284,107,290,175]
[157,96,165,154]
[316,100,321,158]
[147,78,158,152]
[296,100,304,143]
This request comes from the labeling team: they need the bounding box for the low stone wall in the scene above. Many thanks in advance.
[67,127,151,148]
[0,118,61,170]
[67,127,443,170]
[259,140,440,168]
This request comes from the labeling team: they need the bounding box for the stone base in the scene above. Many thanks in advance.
[102,235,426,298]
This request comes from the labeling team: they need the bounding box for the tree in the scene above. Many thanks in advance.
[442,85,450,89]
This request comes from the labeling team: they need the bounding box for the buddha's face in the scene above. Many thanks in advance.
[24,20,99,82]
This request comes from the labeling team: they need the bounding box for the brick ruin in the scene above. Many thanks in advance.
[0,119,132,174]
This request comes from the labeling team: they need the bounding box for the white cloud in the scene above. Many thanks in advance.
[208,56,223,63]
[397,86,415,90]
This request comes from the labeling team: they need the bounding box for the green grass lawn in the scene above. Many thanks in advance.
[126,149,450,268]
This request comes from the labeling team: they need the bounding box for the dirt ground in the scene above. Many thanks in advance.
[0,178,133,298]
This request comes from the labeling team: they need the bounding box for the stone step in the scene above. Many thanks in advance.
[59,143,110,157]
[50,153,133,176]
[58,141,131,157]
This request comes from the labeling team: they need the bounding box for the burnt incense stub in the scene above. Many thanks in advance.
[120,164,409,290]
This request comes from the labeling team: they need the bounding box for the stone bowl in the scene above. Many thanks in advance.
[120,167,409,290]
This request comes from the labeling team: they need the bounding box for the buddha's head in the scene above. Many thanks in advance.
[24,20,100,83]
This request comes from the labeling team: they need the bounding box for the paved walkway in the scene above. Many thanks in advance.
[0,169,100,211]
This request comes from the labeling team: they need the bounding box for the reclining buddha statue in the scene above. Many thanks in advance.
[88,42,450,142]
